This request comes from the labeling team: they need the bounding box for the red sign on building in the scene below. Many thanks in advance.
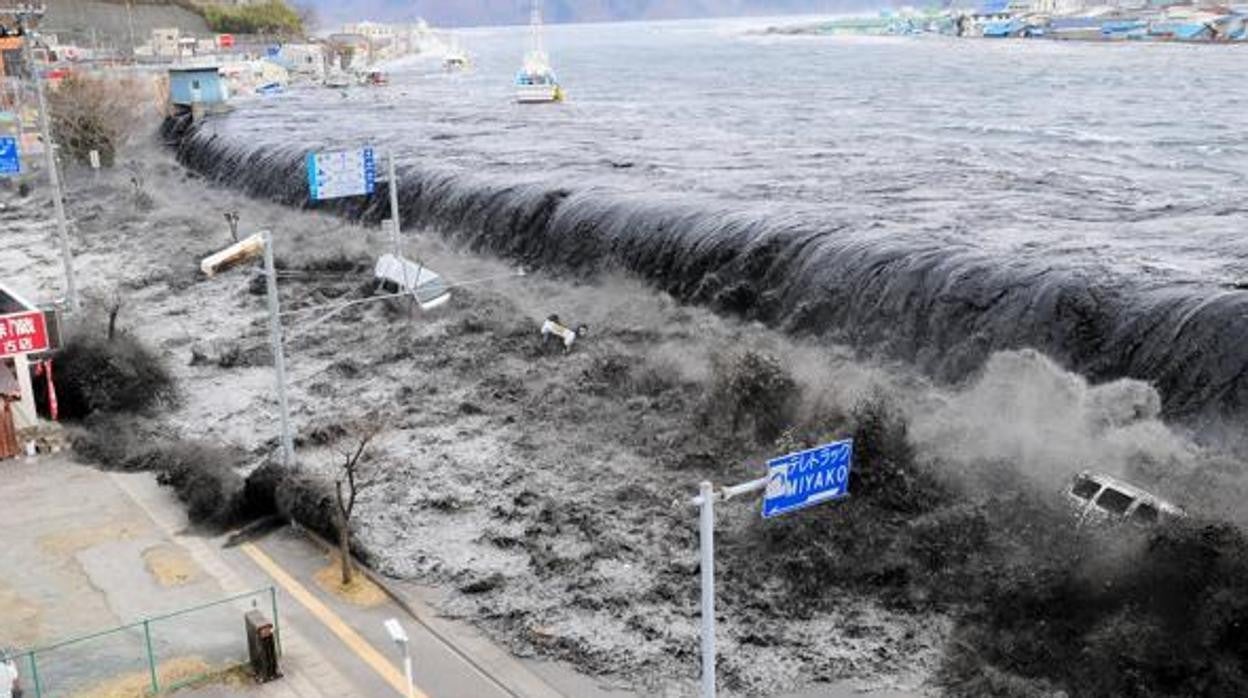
[218,34,236,49]
[0,310,49,358]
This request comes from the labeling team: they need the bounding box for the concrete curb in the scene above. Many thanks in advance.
[294,526,566,698]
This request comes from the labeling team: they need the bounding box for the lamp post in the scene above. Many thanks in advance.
[200,231,295,469]
[383,618,415,698]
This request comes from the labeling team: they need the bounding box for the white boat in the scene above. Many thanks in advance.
[444,51,470,71]
[443,34,470,72]
[323,71,351,89]
[515,0,563,103]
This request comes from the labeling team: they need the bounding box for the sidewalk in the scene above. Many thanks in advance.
[0,456,569,698]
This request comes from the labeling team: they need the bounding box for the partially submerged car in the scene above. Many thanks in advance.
[1066,471,1185,527]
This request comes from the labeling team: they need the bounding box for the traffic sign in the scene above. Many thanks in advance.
[0,136,20,176]
[0,310,50,358]
[762,439,853,518]
[306,147,377,201]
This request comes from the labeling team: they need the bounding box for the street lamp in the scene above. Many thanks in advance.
[383,617,415,698]
[200,231,296,468]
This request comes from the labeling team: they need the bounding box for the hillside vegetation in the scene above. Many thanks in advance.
[201,0,302,35]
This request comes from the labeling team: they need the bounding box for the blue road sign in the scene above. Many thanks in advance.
[762,439,853,518]
[0,137,20,177]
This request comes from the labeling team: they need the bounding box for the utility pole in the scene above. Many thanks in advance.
[386,151,420,314]
[387,152,401,259]
[5,4,80,313]
[125,0,137,57]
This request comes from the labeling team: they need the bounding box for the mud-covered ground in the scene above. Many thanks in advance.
[6,147,1242,697]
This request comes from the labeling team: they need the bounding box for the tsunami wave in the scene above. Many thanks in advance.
[170,119,1248,423]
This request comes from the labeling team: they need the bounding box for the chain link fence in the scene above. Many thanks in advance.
[6,587,278,697]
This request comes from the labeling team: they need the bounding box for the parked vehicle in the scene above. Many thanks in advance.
[1066,471,1184,527]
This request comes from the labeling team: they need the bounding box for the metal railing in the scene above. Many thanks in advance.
[8,587,278,697]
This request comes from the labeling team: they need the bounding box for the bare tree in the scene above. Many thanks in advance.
[125,161,153,211]
[106,289,124,341]
[334,419,381,585]
[47,74,146,167]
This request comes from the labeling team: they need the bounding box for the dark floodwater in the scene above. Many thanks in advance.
[179,19,1248,420]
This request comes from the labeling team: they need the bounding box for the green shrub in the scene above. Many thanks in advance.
[151,443,249,527]
[202,1,303,35]
[55,330,175,419]
[73,419,255,529]
[706,351,799,444]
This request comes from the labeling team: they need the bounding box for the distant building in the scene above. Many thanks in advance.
[152,28,181,58]
[275,43,326,80]
[327,33,371,69]
[973,0,1013,20]
[168,66,228,106]
[0,36,23,79]
[341,22,395,42]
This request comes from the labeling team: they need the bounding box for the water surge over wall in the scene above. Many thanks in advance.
[172,120,1248,422]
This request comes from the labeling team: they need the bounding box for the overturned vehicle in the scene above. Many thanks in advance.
[1066,471,1185,527]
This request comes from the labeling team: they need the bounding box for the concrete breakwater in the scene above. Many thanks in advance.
[169,117,1248,425]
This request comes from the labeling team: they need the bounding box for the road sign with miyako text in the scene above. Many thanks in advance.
[306,147,376,201]
[762,439,853,518]
[0,310,49,358]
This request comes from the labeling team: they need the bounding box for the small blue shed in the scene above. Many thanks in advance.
[168,67,229,107]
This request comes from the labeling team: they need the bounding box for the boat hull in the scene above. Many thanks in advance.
[515,85,561,103]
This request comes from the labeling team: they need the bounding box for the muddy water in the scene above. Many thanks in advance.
[176,19,1248,421]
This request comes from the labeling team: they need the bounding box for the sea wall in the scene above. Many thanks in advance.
[171,120,1248,423]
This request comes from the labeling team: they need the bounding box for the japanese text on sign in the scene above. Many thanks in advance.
[0,310,50,358]
[306,147,377,201]
[762,439,853,518]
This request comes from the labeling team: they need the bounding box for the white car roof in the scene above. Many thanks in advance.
[1074,471,1185,516]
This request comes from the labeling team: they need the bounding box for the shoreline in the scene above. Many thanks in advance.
[167,114,1248,426]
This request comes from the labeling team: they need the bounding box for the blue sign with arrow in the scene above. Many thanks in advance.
[762,439,853,518]
[0,137,20,177]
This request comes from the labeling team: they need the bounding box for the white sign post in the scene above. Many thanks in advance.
[683,439,854,698]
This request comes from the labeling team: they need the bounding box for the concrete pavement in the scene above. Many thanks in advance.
[0,455,568,698]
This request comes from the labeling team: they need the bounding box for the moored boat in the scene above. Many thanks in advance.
[515,0,563,103]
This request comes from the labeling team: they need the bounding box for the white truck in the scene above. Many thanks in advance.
[1066,471,1184,527]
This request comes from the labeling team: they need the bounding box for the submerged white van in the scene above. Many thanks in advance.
[1066,471,1185,527]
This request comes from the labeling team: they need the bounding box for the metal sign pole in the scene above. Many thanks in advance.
[262,232,296,468]
[698,480,716,698]
[388,150,420,317]
[387,151,401,258]
[403,647,415,698]
[683,445,845,698]
[16,11,79,313]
